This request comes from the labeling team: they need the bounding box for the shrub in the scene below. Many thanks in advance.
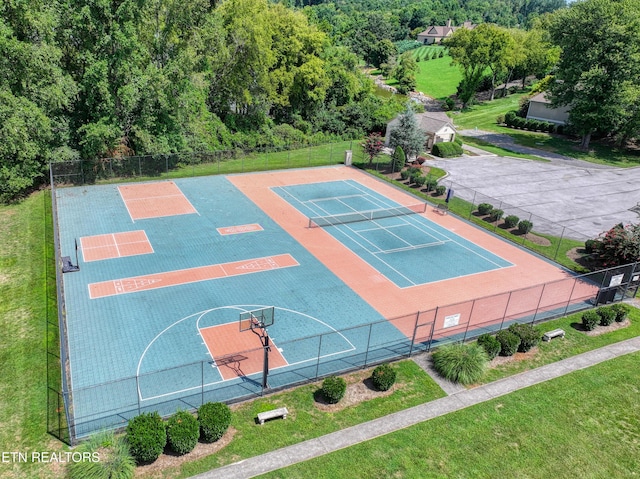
[400,169,411,181]
[435,185,446,196]
[67,431,135,479]
[496,330,521,356]
[443,97,456,111]
[322,376,347,404]
[424,176,438,191]
[518,220,533,234]
[477,333,501,360]
[432,343,488,385]
[610,303,630,322]
[126,412,166,464]
[453,135,463,146]
[584,239,601,254]
[477,203,493,215]
[198,402,232,443]
[496,114,505,125]
[431,141,463,158]
[596,307,616,326]
[508,323,541,352]
[489,209,504,222]
[371,363,397,391]
[166,410,199,455]
[413,174,426,187]
[504,215,519,228]
[581,310,600,331]
[504,111,517,126]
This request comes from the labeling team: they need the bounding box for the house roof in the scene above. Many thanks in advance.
[415,112,455,134]
[417,20,476,39]
[529,92,552,104]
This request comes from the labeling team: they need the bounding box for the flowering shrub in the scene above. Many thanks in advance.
[594,223,640,267]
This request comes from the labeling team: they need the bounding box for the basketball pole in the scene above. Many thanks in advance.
[262,330,270,390]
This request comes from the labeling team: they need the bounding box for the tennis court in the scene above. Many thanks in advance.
[272,180,512,288]
[54,166,588,436]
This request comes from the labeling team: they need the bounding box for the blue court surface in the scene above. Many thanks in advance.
[55,173,515,435]
[272,180,512,288]
[56,175,408,433]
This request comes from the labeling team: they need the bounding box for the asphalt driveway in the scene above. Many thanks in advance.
[429,131,640,240]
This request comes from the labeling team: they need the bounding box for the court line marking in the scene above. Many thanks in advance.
[137,305,356,401]
[117,186,136,223]
[88,254,298,299]
[117,181,200,220]
[80,230,155,262]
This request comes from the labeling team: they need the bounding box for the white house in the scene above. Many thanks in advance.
[385,112,457,151]
[416,20,476,45]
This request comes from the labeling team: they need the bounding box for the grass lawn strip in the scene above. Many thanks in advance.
[256,352,640,479]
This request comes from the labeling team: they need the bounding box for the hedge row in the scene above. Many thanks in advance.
[478,323,542,358]
[400,167,444,194]
[432,141,463,158]
[476,204,533,233]
[581,304,630,331]
[126,402,232,464]
[503,110,563,134]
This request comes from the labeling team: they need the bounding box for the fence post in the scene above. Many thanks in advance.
[315,334,323,379]
[554,227,565,261]
[363,323,373,366]
[532,283,547,323]
[408,311,421,356]
[469,190,477,219]
[562,278,579,317]
[201,360,205,406]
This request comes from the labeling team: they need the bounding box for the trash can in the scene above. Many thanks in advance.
[344,150,352,166]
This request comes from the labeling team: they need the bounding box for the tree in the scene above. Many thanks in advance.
[392,52,417,95]
[362,132,384,166]
[592,223,640,267]
[548,0,640,149]
[388,105,425,161]
[445,27,488,108]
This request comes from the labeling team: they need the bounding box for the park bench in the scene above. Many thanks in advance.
[257,407,289,425]
[434,203,449,215]
[542,328,565,341]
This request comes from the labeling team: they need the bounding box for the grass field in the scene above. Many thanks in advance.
[385,46,461,100]
[257,352,640,479]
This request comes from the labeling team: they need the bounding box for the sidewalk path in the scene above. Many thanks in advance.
[190,336,640,479]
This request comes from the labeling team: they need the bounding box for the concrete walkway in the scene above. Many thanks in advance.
[190,336,640,479]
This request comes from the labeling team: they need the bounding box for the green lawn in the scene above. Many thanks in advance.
[450,94,640,167]
[384,46,461,100]
[258,352,640,479]
[411,47,462,99]
[0,192,63,479]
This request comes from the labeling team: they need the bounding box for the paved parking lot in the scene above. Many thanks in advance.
[430,132,640,239]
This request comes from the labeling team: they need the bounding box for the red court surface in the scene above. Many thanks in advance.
[217,224,264,235]
[200,323,288,381]
[118,181,198,220]
[88,254,299,299]
[80,230,153,262]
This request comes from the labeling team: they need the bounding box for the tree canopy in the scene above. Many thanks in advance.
[548,0,640,149]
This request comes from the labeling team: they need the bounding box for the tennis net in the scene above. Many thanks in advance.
[308,203,427,228]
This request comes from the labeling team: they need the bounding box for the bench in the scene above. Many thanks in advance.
[257,407,288,425]
[434,204,449,215]
[543,328,565,341]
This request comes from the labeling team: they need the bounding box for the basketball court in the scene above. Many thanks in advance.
[53,166,596,434]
